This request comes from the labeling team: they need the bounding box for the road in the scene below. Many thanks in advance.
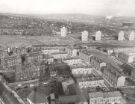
[8,79,39,88]
[0,82,23,104]
[0,98,5,104]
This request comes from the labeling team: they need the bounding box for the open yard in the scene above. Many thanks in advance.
[0,35,76,48]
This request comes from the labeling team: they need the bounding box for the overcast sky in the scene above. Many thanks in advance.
[0,0,135,16]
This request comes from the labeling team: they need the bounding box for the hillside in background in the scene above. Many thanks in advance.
[0,13,134,36]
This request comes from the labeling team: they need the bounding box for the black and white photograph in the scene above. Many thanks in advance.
[0,0,135,104]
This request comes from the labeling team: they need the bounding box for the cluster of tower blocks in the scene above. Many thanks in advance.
[60,27,135,42]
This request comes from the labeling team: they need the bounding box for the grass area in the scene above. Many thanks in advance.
[0,35,135,49]
[0,35,76,48]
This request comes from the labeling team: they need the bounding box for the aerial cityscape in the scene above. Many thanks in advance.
[0,0,135,104]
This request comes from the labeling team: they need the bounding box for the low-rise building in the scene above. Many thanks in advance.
[49,62,71,78]
[90,55,106,71]
[78,50,92,62]
[65,46,79,57]
[51,52,68,59]
[62,78,76,95]
[43,54,54,64]
[131,64,135,81]
[42,48,60,55]
[113,47,135,53]
[26,52,44,64]
[122,63,135,81]
[77,76,105,89]
[1,55,21,69]
[89,91,125,104]
[15,63,40,82]
[79,50,106,73]
[63,57,82,66]
[102,64,126,87]
[70,63,94,77]
[118,52,135,63]
[125,31,135,41]
[40,45,66,55]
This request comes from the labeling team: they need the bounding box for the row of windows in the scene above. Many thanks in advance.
[90,97,121,104]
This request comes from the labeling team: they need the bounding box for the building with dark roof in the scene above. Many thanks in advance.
[27,87,49,104]
[58,95,80,104]
[49,62,71,78]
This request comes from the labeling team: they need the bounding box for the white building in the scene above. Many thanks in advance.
[81,31,89,42]
[95,31,102,41]
[61,27,67,37]
[129,31,135,41]
[7,47,11,53]
[77,77,105,89]
[63,57,82,65]
[118,31,125,41]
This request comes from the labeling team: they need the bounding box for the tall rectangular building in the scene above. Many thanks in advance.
[81,31,89,42]
[61,27,67,37]
[118,31,124,41]
[95,31,102,41]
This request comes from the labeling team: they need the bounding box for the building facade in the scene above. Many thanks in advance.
[77,76,105,89]
[89,91,124,104]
